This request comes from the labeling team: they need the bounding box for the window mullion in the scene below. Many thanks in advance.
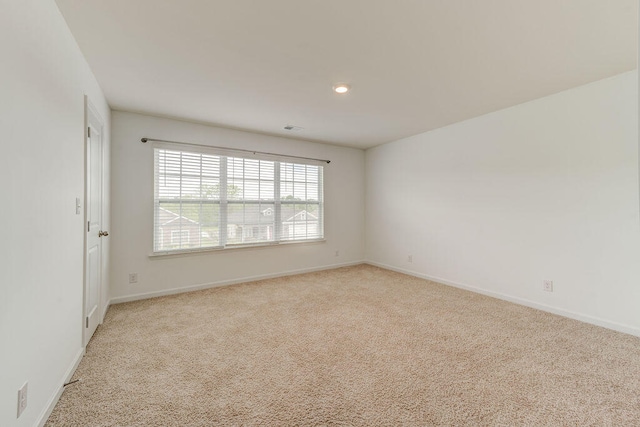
[318,167,324,239]
[220,156,228,247]
[242,159,246,244]
[274,162,281,242]
[179,152,184,248]
[199,154,203,248]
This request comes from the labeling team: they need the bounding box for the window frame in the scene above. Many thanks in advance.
[152,143,325,256]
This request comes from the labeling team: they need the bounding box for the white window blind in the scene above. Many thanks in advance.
[153,145,324,254]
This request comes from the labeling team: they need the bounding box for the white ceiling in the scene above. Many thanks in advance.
[56,0,637,149]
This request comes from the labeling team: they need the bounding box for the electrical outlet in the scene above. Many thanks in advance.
[543,280,553,292]
[17,382,27,418]
[129,273,138,284]
[408,255,413,263]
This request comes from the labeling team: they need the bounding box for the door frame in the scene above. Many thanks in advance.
[83,96,106,348]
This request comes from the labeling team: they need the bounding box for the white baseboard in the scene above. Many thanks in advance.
[110,260,366,304]
[101,298,111,322]
[366,260,640,338]
[36,347,84,427]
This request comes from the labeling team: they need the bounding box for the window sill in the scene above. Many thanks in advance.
[148,239,326,259]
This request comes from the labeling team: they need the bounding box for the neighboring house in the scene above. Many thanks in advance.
[227,206,275,244]
[157,207,202,250]
[282,210,319,240]
[158,206,319,248]
[226,206,319,244]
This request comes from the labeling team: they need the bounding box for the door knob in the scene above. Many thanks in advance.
[98,231,109,237]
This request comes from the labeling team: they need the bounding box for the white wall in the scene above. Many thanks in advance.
[366,71,640,336]
[110,112,365,301]
[0,1,111,426]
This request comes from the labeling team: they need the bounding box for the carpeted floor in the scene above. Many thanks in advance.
[46,265,640,426]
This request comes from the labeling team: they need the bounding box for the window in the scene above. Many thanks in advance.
[153,145,324,254]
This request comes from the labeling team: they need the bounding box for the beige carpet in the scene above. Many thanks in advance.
[47,265,640,426]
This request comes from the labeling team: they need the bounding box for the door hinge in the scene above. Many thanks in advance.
[88,221,90,232]
[87,127,91,138]
[85,317,89,328]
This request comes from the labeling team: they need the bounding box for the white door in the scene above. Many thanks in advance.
[84,105,105,346]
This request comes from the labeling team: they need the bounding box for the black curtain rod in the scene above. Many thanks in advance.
[141,137,330,164]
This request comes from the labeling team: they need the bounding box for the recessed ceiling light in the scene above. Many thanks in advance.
[333,83,350,94]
